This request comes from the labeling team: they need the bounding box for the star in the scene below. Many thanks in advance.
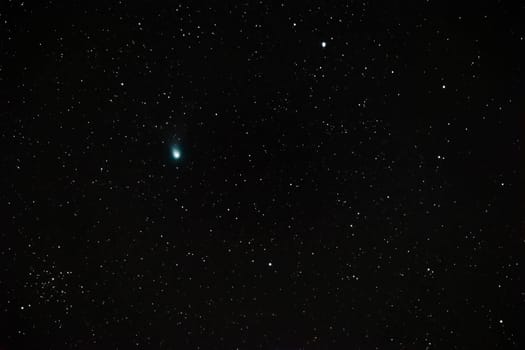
[321,41,327,48]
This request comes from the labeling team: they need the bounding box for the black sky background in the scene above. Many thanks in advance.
[1,1,525,349]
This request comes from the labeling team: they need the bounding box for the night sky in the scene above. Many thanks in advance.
[2,1,525,349]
